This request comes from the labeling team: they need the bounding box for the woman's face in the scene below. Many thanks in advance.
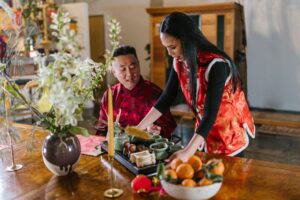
[160,33,183,61]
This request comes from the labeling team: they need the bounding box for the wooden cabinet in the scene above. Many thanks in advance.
[146,2,247,94]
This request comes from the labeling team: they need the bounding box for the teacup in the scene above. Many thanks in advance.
[166,141,174,151]
[155,138,168,143]
[149,142,168,160]
[169,144,184,154]
[166,141,175,147]
[148,134,161,144]
[152,135,162,140]
[115,134,129,151]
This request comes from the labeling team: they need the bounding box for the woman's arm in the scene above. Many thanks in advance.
[137,107,162,130]
[137,67,179,129]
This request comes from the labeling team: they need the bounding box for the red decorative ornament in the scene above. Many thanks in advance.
[131,175,152,193]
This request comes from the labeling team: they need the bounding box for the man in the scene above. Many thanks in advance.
[96,45,176,138]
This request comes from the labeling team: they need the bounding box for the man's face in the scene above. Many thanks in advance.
[112,54,141,90]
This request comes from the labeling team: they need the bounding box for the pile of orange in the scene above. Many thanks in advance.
[163,153,225,187]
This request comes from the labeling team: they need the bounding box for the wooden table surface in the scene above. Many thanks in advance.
[1,124,300,200]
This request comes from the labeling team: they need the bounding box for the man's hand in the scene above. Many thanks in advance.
[146,124,161,135]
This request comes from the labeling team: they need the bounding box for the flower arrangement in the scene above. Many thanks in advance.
[0,8,122,137]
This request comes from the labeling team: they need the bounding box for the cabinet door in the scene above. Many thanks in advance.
[201,13,218,45]
[200,12,234,58]
[89,15,106,112]
[150,16,166,89]
[89,15,105,63]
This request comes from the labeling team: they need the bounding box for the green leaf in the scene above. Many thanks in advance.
[6,83,21,98]
[206,173,223,183]
[0,63,6,72]
[69,126,90,136]
[156,162,165,180]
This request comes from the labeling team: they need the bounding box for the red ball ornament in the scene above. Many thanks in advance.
[131,175,152,193]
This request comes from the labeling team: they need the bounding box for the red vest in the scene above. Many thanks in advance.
[174,51,255,156]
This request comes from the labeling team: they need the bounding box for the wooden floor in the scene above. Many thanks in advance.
[171,104,300,129]
[251,110,300,129]
[171,108,300,166]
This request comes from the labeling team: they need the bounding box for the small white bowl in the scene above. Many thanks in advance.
[161,180,222,200]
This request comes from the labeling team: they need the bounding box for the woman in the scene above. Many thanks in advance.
[137,12,255,162]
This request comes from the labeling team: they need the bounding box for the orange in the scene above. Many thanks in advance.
[170,158,183,170]
[187,155,202,171]
[207,159,225,175]
[164,169,178,181]
[181,179,196,187]
[198,178,213,186]
[176,163,194,179]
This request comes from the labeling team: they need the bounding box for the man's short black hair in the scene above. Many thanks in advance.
[113,45,138,58]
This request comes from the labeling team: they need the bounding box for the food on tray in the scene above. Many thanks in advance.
[129,144,137,154]
[124,126,152,140]
[130,150,156,168]
[137,144,148,152]
[122,141,149,157]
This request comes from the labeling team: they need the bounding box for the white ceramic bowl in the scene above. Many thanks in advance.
[161,180,222,200]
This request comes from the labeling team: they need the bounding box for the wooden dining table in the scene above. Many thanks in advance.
[1,123,300,200]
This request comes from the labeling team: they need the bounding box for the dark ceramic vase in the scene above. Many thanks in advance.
[42,134,81,176]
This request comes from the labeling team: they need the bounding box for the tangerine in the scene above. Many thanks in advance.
[176,163,194,179]
[170,158,183,170]
[164,169,178,181]
[198,178,213,186]
[187,155,202,171]
[181,179,196,187]
[207,159,225,175]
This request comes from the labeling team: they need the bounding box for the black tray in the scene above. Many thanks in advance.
[101,141,158,176]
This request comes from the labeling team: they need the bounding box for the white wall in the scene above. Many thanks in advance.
[88,0,151,80]
[62,2,91,58]
[245,0,300,112]
[62,0,300,112]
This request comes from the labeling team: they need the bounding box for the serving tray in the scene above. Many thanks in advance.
[101,135,181,176]
[101,141,159,176]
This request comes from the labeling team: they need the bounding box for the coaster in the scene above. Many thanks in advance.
[104,188,123,198]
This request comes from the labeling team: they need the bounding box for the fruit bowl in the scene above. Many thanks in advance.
[161,180,222,200]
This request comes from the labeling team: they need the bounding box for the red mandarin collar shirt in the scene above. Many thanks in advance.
[96,77,176,138]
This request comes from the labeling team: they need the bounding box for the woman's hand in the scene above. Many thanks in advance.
[146,124,161,135]
[165,133,205,165]
[165,149,191,165]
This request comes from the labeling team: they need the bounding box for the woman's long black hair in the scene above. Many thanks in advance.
[160,12,240,109]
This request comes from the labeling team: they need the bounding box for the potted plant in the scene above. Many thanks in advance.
[0,8,122,176]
